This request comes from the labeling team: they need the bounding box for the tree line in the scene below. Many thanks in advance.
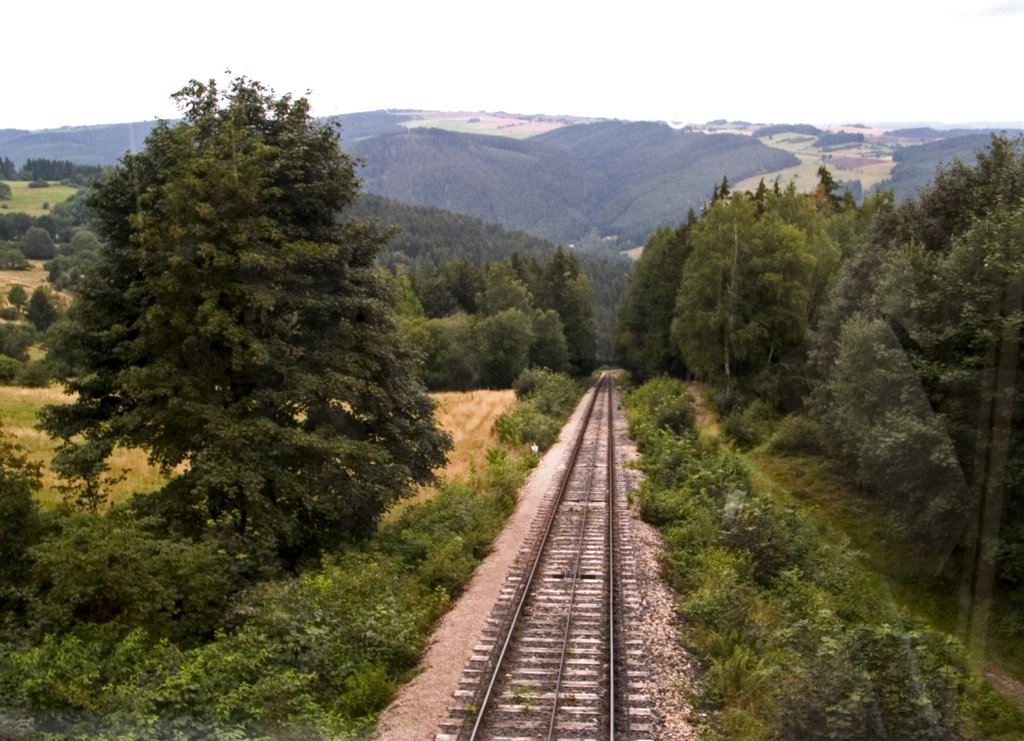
[0,156,105,185]
[396,248,597,389]
[618,134,1024,687]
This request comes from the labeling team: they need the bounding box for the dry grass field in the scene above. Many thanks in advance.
[430,389,516,482]
[0,385,166,507]
[733,130,896,196]
[1,384,516,510]
[0,261,51,299]
[401,111,591,139]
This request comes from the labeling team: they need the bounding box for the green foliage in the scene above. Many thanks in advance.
[495,369,581,449]
[767,414,826,456]
[19,226,55,259]
[475,309,534,388]
[0,322,35,361]
[617,225,692,379]
[671,185,839,391]
[27,512,237,643]
[622,375,696,446]
[721,399,774,449]
[0,430,42,590]
[0,182,11,200]
[0,246,28,269]
[25,285,59,331]
[621,377,1024,739]
[40,77,450,561]
[5,284,27,314]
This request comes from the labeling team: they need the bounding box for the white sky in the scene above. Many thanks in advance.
[6,0,1022,132]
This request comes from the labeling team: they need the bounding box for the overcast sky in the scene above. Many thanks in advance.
[7,0,1022,132]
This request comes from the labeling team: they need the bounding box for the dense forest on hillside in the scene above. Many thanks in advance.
[618,134,1024,738]
[352,194,630,363]
[349,122,798,245]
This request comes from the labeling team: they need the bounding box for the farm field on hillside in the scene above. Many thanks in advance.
[0,180,78,215]
[734,129,896,194]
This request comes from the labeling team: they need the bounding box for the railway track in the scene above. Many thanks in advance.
[439,374,656,740]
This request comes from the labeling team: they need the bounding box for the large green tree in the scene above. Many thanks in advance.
[41,77,450,561]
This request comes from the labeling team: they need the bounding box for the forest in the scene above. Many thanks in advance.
[618,135,1024,738]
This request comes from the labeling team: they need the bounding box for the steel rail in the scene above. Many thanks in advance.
[606,376,618,740]
[466,374,608,741]
[545,413,600,741]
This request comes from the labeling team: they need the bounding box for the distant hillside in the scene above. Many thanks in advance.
[5,111,1019,242]
[351,193,632,362]
[872,130,1022,201]
[350,121,798,245]
[0,122,159,166]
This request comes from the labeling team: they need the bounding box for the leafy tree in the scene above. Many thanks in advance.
[617,225,692,379]
[40,77,450,562]
[26,285,59,331]
[5,284,27,314]
[0,322,35,361]
[20,226,55,259]
[475,309,534,388]
[0,247,29,270]
[0,430,42,590]
[529,309,570,373]
[476,260,533,315]
[539,248,596,374]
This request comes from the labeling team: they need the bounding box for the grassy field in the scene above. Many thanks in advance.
[0,180,79,216]
[2,384,516,511]
[431,389,516,482]
[734,130,897,196]
[0,385,166,507]
[0,260,52,298]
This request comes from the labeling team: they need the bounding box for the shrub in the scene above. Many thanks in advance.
[722,399,774,449]
[0,356,21,383]
[624,377,697,453]
[0,322,35,361]
[0,247,28,270]
[14,359,51,388]
[767,414,826,456]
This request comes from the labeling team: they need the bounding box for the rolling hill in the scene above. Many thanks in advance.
[2,110,1019,246]
[349,121,798,246]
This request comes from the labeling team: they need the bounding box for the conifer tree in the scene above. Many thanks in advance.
[41,77,450,560]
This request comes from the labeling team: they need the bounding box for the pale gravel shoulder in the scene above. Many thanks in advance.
[374,386,596,741]
[374,384,700,740]
[617,417,701,740]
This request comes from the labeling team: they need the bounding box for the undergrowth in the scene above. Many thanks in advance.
[624,377,1024,741]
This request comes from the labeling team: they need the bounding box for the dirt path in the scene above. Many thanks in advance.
[686,382,720,438]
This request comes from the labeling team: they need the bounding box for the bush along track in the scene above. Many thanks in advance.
[623,376,1024,741]
[0,371,582,740]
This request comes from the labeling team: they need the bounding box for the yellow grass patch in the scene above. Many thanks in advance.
[384,389,517,520]
[0,385,167,507]
[0,261,52,299]
[430,389,516,482]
